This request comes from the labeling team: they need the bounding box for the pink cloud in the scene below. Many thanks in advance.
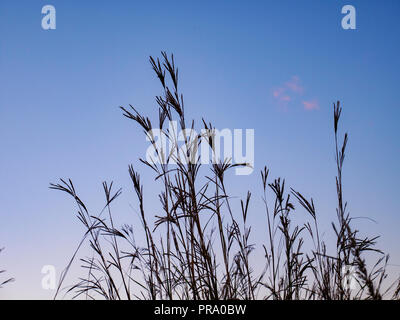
[272,76,318,112]
[302,100,319,111]
[273,87,285,98]
[272,76,304,105]
[285,76,304,94]
[272,87,289,101]
[271,87,292,111]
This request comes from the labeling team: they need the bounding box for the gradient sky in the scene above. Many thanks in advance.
[1,0,400,299]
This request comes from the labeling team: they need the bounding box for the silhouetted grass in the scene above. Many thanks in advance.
[51,52,400,300]
[0,248,14,289]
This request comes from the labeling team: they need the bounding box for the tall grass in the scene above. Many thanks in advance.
[51,52,399,300]
[0,248,14,289]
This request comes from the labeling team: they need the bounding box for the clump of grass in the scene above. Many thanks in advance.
[51,52,399,300]
[0,248,14,289]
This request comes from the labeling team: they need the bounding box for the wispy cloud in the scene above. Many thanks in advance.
[285,76,304,94]
[302,100,319,111]
[272,87,285,98]
[272,75,304,109]
[272,76,319,111]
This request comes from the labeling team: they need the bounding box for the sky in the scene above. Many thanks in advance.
[0,0,400,299]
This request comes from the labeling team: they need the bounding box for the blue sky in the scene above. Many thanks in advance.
[1,0,400,299]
